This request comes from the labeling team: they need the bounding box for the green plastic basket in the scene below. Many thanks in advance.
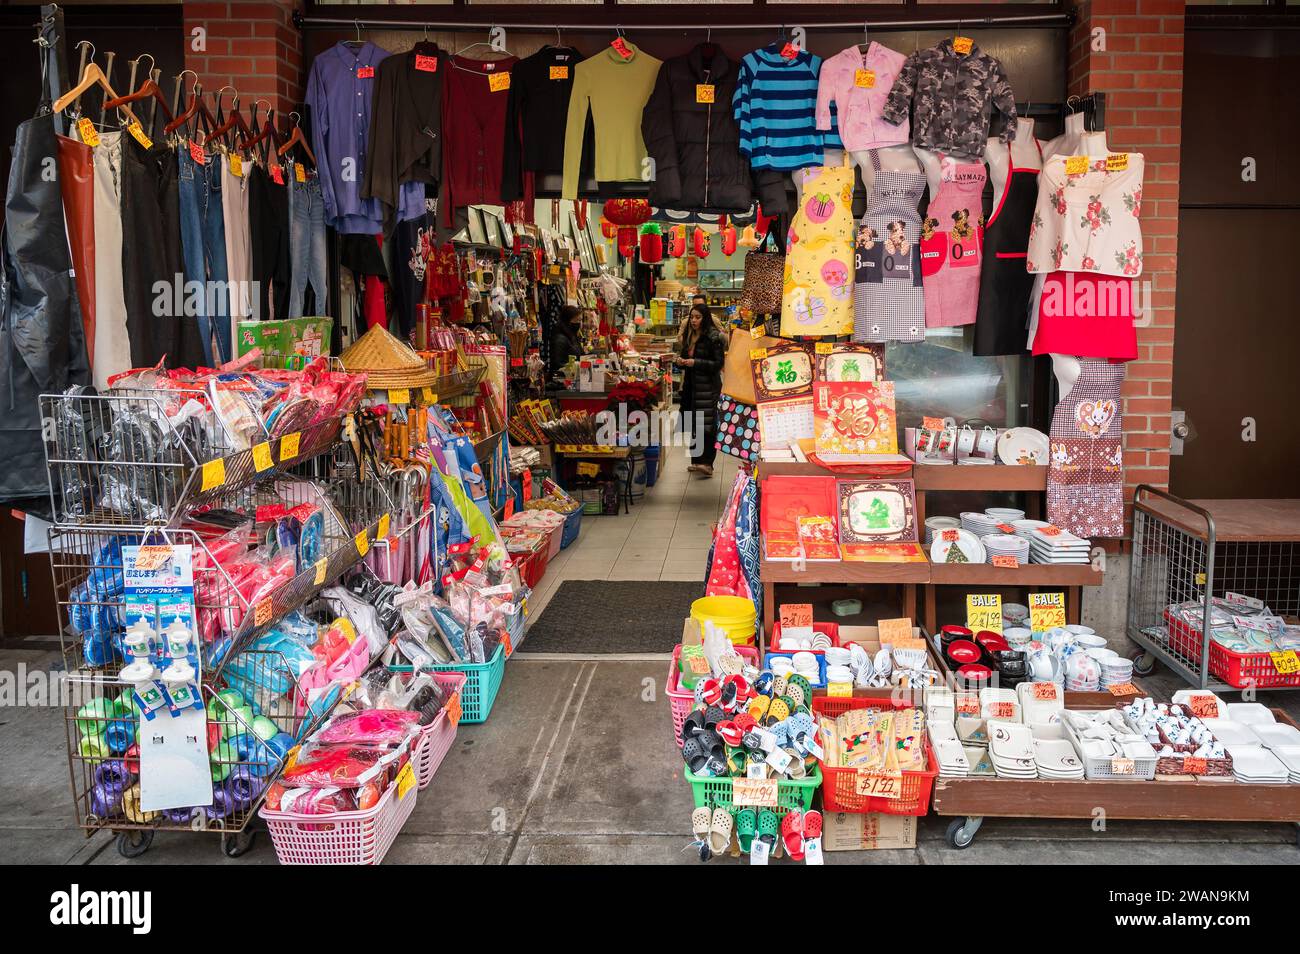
[424,645,507,724]
[684,766,822,818]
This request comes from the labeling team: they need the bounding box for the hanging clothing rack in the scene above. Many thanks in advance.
[294,12,1071,33]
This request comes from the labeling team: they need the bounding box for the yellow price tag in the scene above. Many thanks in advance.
[854,769,903,799]
[549,65,569,81]
[732,778,779,807]
[1064,155,1090,176]
[827,681,853,698]
[1029,592,1067,632]
[749,347,768,360]
[388,388,410,405]
[421,387,437,404]
[815,341,834,354]
[313,558,328,586]
[377,513,390,540]
[126,122,152,149]
[1106,152,1129,172]
[77,117,100,147]
[294,162,306,183]
[1270,650,1300,675]
[488,71,511,93]
[854,68,876,88]
[577,462,600,477]
[252,442,274,473]
[200,458,226,492]
[230,153,243,177]
[965,594,1004,635]
[395,762,415,801]
[953,36,973,55]
[280,432,301,461]
[695,84,716,104]
[355,529,370,557]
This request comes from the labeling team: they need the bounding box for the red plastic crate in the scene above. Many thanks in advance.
[811,695,938,816]
[770,621,840,655]
[1164,610,1300,690]
[514,544,549,589]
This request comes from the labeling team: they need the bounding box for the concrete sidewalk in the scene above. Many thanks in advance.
[2,649,1298,865]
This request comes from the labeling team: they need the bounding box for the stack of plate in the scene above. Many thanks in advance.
[1027,526,1092,565]
[924,516,961,546]
[1017,681,1064,726]
[929,722,970,777]
[1230,747,1290,784]
[986,507,1026,524]
[1268,746,1300,783]
[988,721,1037,779]
[980,687,1020,723]
[1033,738,1086,779]
[981,534,1030,564]
[1250,722,1300,749]
[961,511,1000,537]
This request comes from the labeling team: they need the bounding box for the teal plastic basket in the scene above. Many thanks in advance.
[424,645,507,724]
[684,766,822,818]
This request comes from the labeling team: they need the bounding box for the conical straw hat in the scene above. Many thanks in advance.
[339,325,440,389]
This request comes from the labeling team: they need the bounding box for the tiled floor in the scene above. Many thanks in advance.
[523,450,741,618]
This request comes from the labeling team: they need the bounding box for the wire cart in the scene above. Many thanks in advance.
[42,365,402,858]
[1126,485,1300,692]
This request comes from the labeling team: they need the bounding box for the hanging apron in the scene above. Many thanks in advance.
[1046,359,1124,539]
[974,141,1041,355]
[0,109,91,503]
[920,155,986,329]
[56,134,96,367]
[780,159,856,337]
[853,149,926,343]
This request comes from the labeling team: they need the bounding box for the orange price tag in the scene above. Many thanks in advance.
[549,65,569,81]
[877,617,914,643]
[854,68,876,88]
[953,36,974,55]
[132,546,173,572]
[779,603,813,631]
[695,84,716,104]
[779,42,799,60]
[415,54,438,73]
[1031,682,1058,701]
[989,702,1016,719]
[488,71,511,92]
[1187,695,1219,719]
[270,163,284,185]
[445,691,462,726]
[357,66,375,79]
[1107,682,1141,697]
[1182,757,1208,775]
[922,416,946,430]
[687,654,710,675]
[854,769,902,799]
[1040,525,1063,536]
[733,778,779,807]
[611,37,633,60]
[254,598,273,626]
[992,555,1020,568]
[502,631,515,658]
[956,693,980,716]
[996,523,1017,534]
[189,139,206,164]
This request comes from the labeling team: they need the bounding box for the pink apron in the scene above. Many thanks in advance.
[920,156,986,328]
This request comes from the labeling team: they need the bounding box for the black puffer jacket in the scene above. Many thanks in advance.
[680,327,727,434]
[642,45,788,215]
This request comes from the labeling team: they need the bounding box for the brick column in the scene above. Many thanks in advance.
[183,1,303,117]
[1068,0,1184,508]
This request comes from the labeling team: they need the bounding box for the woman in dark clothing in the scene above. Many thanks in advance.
[549,304,584,378]
[674,304,727,477]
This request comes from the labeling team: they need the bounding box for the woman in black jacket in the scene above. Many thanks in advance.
[548,305,584,380]
[674,304,727,477]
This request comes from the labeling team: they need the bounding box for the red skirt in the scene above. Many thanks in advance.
[1031,272,1138,362]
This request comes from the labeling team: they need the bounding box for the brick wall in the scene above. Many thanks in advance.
[1068,0,1184,517]
[182,1,302,117]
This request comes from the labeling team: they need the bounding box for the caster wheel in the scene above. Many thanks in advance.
[221,830,255,858]
[116,829,154,859]
[1130,650,1156,678]
[946,819,975,850]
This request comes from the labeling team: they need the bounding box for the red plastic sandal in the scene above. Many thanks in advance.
[781,809,806,862]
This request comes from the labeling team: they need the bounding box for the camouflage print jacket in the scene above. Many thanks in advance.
[882,39,1018,159]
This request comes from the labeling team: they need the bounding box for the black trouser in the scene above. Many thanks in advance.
[685,405,718,467]
[249,165,291,322]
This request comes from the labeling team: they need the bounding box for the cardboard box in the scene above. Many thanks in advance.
[822,811,917,851]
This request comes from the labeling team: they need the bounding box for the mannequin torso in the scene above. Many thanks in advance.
[856,144,920,195]
[986,118,1043,211]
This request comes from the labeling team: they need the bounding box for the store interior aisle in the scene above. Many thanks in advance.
[522,451,742,619]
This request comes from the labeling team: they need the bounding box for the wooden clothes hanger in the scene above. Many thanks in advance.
[276,112,316,168]
[165,80,218,139]
[52,60,140,126]
[208,87,252,148]
[103,54,173,124]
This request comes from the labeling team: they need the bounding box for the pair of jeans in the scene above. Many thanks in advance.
[288,174,328,318]
[177,145,229,365]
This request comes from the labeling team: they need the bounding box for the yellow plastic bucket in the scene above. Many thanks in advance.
[691,596,757,645]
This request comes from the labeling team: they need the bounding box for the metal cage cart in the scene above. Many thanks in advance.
[1127,486,1300,692]
[41,361,402,858]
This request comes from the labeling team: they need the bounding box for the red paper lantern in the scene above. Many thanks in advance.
[599,216,618,240]
[603,199,652,258]
[638,224,664,264]
[719,217,738,256]
[692,226,711,258]
[667,224,687,258]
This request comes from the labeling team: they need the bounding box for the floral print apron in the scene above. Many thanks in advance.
[780,160,856,337]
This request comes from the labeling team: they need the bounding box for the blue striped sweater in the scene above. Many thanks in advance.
[733,44,842,171]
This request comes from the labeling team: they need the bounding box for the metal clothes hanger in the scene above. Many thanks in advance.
[414,23,438,57]
[344,19,365,49]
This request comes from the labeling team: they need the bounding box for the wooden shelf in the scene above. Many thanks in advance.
[928,562,1103,587]
[757,460,913,478]
[761,559,930,584]
[913,464,1048,491]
